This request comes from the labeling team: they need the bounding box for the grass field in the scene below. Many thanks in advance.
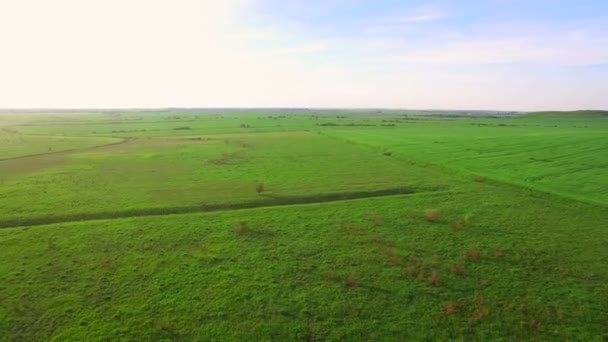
[1,110,607,340]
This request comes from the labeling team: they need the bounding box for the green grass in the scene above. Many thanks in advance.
[1,184,607,340]
[526,110,608,118]
[0,131,451,222]
[0,110,607,340]
[0,130,122,159]
[325,117,608,205]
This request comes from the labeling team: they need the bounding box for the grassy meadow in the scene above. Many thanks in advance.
[1,110,607,340]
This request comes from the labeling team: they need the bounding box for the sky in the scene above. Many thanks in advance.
[0,0,607,110]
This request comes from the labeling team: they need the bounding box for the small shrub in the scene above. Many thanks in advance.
[344,274,359,289]
[473,175,486,183]
[324,271,338,281]
[255,183,265,195]
[463,247,481,261]
[369,215,384,227]
[472,293,487,322]
[494,248,506,259]
[234,222,248,236]
[445,302,459,315]
[424,209,441,223]
[386,248,403,266]
[428,271,441,287]
[427,255,441,268]
[529,319,541,331]
[452,264,465,276]
[452,221,465,232]
[405,265,417,277]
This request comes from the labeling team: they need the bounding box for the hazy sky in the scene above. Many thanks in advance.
[1,0,607,110]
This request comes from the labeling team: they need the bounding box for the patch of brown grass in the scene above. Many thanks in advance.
[494,247,506,259]
[324,271,338,281]
[471,293,487,322]
[445,302,459,315]
[255,183,265,195]
[386,247,403,266]
[463,247,481,261]
[344,274,359,289]
[452,264,465,276]
[428,271,441,287]
[369,215,384,227]
[473,175,486,183]
[424,209,441,223]
[529,319,542,331]
[405,265,417,277]
[452,221,465,232]
[234,222,249,236]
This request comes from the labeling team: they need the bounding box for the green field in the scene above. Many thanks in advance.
[1,110,607,340]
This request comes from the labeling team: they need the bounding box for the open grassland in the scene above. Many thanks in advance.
[0,110,607,340]
[326,116,608,206]
[0,131,452,225]
[1,184,607,340]
[0,129,122,160]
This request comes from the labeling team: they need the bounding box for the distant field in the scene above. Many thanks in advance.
[1,110,607,340]
[0,131,452,224]
[326,117,608,206]
[0,131,122,160]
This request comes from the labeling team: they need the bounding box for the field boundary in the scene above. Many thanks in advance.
[322,132,608,208]
[0,187,442,229]
[0,137,129,161]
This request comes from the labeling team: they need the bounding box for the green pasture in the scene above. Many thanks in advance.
[0,110,606,340]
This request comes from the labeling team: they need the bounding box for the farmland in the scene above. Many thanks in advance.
[1,110,607,340]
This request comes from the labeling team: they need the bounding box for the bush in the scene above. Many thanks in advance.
[255,183,265,195]
[369,215,384,226]
[424,209,441,223]
[234,222,248,236]
[452,221,465,232]
[324,271,338,281]
[463,247,481,261]
[452,264,465,275]
[428,271,441,287]
[386,248,403,266]
[344,274,359,289]
[473,175,486,183]
[445,303,458,315]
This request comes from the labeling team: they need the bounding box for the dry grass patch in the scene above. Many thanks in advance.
[324,271,338,281]
[452,220,465,232]
[473,175,486,183]
[369,215,384,227]
[463,247,481,261]
[386,247,403,266]
[452,264,465,276]
[344,274,359,289]
[494,247,506,259]
[255,183,265,195]
[234,222,249,237]
[428,271,441,287]
[445,302,459,315]
[424,209,441,223]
